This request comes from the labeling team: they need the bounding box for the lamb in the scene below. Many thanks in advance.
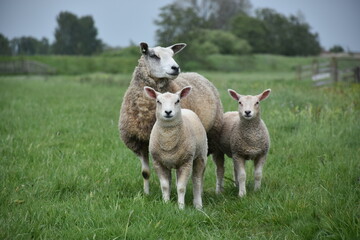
[144,86,207,209]
[215,88,271,197]
[119,42,223,195]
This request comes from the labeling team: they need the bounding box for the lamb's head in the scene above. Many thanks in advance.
[228,89,271,120]
[144,86,192,122]
[140,42,186,80]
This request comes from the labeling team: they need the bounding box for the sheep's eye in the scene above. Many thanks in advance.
[255,101,259,105]
[239,101,242,105]
[149,53,160,60]
[156,100,161,104]
[175,99,180,104]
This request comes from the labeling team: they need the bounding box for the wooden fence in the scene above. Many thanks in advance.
[0,60,56,75]
[297,57,360,86]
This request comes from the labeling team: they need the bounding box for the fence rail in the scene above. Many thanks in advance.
[297,57,360,86]
[0,60,56,75]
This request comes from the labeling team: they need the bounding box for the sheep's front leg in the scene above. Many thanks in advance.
[139,151,150,194]
[233,156,246,197]
[192,156,206,209]
[176,163,192,209]
[254,155,266,191]
[213,151,225,194]
[153,161,171,202]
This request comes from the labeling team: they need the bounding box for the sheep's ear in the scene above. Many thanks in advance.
[144,86,157,99]
[258,89,271,101]
[178,86,192,99]
[140,42,149,55]
[228,89,241,101]
[169,43,186,55]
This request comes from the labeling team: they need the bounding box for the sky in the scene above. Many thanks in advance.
[0,0,359,52]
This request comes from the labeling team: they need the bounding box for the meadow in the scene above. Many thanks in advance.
[0,68,359,239]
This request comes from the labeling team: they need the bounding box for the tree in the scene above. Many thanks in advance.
[0,34,11,55]
[231,14,267,53]
[53,11,102,55]
[9,36,50,55]
[255,8,321,56]
[155,0,252,46]
[329,45,344,53]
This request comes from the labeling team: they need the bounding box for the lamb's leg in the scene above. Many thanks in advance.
[153,161,171,202]
[192,156,206,209]
[139,150,150,194]
[213,151,225,194]
[254,155,266,191]
[233,156,246,197]
[176,163,192,209]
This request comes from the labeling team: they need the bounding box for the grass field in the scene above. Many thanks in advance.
[1,71,359,239]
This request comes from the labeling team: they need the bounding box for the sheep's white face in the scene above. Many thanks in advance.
[140,42,186,80]
[228,89,271,120]
[144,86,192,121]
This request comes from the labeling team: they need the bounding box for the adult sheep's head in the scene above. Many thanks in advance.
[140,42,186,80]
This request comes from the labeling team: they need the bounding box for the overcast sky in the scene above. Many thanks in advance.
[0,0,359,51]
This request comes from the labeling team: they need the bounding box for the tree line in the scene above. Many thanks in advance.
[0,0,346,57]
[0,11,102,56]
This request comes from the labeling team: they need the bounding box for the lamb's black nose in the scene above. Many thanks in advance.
[245,111,251,116]
[165,110,172,116]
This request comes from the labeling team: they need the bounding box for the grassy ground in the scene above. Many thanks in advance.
[0,71,359,239]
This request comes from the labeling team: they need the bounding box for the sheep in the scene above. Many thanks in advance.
[119,42,223,195]
[144,86,207,209]
[215,89,271,197]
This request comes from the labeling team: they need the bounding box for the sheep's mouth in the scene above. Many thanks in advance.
[166,72,179,76]
[163,115,173,119]
[243,115,253,119]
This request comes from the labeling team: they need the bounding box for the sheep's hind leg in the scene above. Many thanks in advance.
[192,156,206,209]
[254,155,266,191]
[139,151,150,194]
[176,163,192,209]
[213,151,225,194]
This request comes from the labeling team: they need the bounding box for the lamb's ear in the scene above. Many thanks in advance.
[178,86,192,99]
[258,89,271,101]
[228,89,241,101]
[144,86,157,99]
[169,43,186,55]
[140,42,149,55]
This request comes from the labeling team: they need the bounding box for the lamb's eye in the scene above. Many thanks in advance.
[156,100,161,104]
[255,101,259,105]
[175,99,180,104]
[239,101,242,105]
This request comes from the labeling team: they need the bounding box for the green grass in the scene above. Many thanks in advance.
[1,71,359,239]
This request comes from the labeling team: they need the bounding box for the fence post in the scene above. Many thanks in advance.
[355,67,360,83]
[331,57,338,82]
[312,59,319,75]
[297,66,302,80]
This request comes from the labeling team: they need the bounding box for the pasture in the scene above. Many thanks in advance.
[1,71,359,239]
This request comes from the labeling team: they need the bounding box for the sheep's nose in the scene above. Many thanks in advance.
[245,111,251,116]
[165,110,172,116]
[171,66,179,74]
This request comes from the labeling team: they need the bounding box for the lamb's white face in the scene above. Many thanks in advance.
[155,92,181,121]
[144,86,192,122]
[141,43,186,80]
[228,89,271,120]
[237,95,260,120]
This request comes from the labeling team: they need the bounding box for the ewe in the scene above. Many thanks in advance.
[215,89,271,197]
[119,43,223,194]
[144,86,207,209]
